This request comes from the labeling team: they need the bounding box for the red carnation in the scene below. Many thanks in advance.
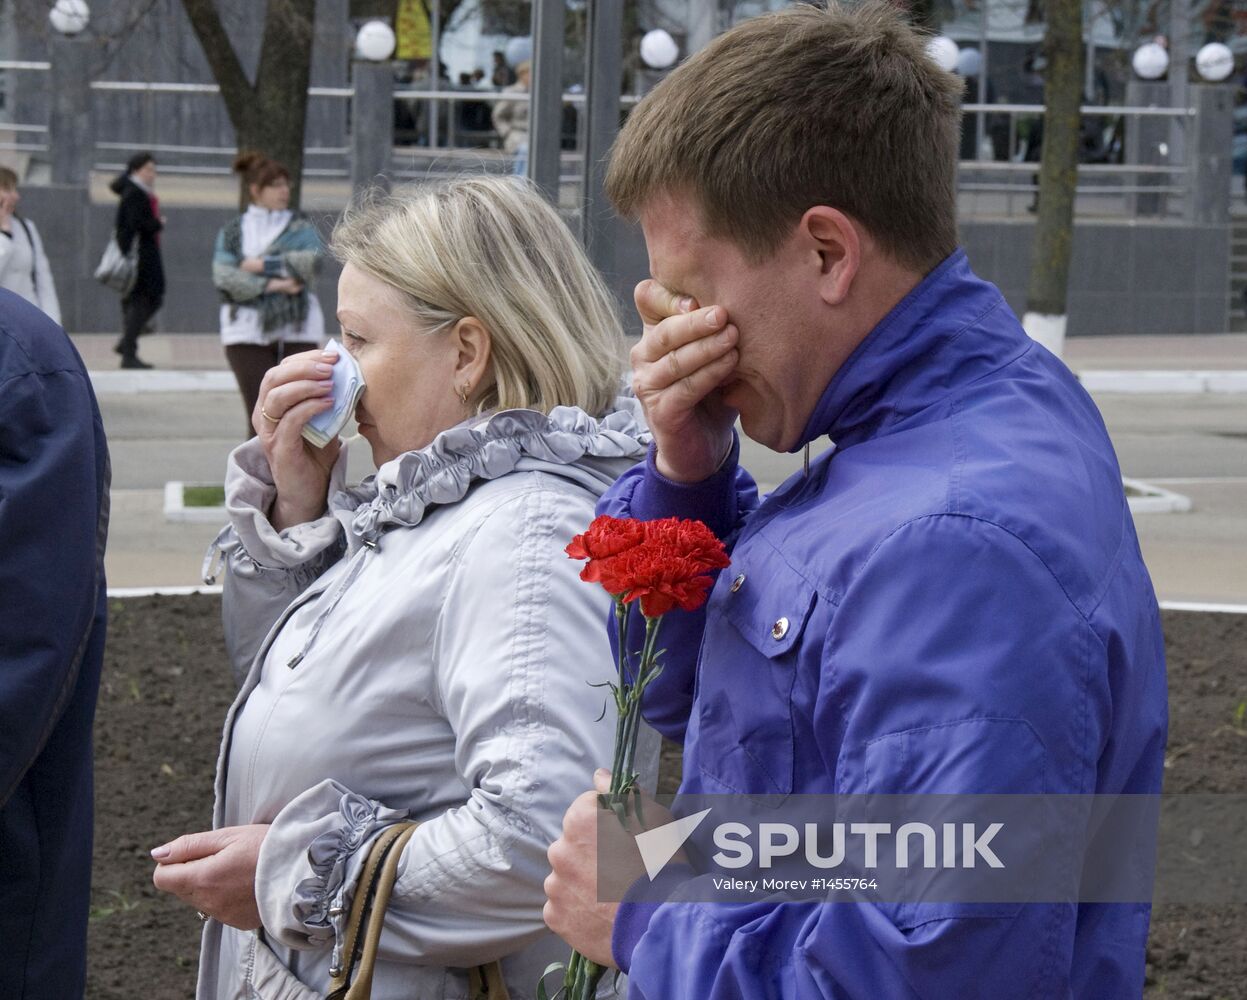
[567,515,729,616]
[565,515,647,561]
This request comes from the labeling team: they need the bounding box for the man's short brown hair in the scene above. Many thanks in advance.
[606,2,962,273]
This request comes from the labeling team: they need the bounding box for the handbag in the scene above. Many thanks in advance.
[94,235,138,296]
[326,822,510,1000]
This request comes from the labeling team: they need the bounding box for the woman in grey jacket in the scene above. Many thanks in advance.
[152,177,650,999]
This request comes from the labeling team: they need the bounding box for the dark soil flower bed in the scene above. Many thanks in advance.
[87,598,1245,999]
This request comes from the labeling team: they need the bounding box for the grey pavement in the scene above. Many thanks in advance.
[95,374,1247,604]
[70,332,1247,373]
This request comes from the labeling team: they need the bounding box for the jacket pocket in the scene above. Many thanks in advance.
[694,554,817,796]
[247,932,327,1000]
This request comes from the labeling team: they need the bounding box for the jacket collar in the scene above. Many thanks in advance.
[795,249,1026,451]
[334,398,651,543]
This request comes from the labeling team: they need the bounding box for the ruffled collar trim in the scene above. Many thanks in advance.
[331,398,650,543]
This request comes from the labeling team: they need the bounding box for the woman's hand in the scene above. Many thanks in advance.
[265,276,304,296]
[254,349,342,530]
[151,824,270,930]
[241,255,266,275]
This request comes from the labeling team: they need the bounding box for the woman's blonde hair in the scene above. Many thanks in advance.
[332,176,624,417]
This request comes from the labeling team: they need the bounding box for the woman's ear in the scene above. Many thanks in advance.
[451,317,494,392]
[801,206,860,307]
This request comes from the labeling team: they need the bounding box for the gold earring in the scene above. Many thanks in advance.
[457,383,470,406]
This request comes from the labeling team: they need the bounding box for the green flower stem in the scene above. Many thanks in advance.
[563,607,664,999]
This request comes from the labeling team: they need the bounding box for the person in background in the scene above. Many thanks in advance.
[492,60,531,176]
[212,152,324,438]
[109,151,163,369]
[0,289,110,999]
[151,176,648,998]
[491,50,515,88]
[0,167,60,323]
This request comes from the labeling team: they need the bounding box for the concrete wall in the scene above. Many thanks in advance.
[23,180,1230,338]
[22,186,342,335]
[959,219,1231,337]
[608,217,1230,339]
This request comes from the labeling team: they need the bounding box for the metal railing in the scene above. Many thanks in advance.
[957,103,1199,218]
[0,58,1211,215]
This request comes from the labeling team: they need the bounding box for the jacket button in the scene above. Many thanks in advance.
[730,573,746,593]
[771,617,789,640]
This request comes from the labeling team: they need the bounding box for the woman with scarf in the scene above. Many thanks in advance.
[214,152,325,436]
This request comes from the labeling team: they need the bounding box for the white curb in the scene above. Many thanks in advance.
[1079,370,1247,394]
[163,481,228,524]
[90,370,236,394]
[1123,477,1193,514]
[1159,601,1247,614]
[104,589,1246,609]
[108,585,224,598]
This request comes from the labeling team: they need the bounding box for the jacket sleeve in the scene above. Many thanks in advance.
[116,189,161,252]
[597,436,759,743]
[0,366,105,807]
[271,222,323,285]
[209,437,347,681]
[617,514,1106,999]
[0,230,16,285]
[254,483,619,967]
[28,222,61,325]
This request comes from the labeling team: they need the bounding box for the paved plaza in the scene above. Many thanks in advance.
[82,332,1247,605]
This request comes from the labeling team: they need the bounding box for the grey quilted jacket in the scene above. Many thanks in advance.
[197,401,651,999]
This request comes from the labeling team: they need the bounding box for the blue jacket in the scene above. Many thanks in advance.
[0,290,110,998]
[601,252,1167,998]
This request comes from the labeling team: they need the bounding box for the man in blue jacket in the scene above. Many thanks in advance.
[0,289,110,997]
[543,4,1167,996]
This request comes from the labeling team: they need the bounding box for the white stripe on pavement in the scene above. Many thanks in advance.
[90,370,236,394]
[108,585,224,598]
[1079,371,1247,394]
[102,588,1247,614]
[1159,601,1247,614]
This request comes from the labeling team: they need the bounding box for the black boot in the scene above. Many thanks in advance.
[120,355,154,370]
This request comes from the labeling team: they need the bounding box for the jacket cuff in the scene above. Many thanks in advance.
[627,437,740,540]
[256,779,408,955]
[611,865,693,974]
[222,437,348,570]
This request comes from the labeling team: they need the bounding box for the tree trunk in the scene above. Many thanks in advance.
[180,0,316,208]
[1022,0,1084,357]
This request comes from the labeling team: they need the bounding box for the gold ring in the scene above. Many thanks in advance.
[196,910,209,922]
[260,406,280,424]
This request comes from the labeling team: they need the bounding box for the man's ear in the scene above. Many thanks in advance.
[451,316,494,392]
[801,206,860,307]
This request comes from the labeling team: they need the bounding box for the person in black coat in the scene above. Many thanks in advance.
[110,151,164,369]
[0,289,110,998]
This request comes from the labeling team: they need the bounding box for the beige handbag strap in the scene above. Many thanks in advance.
[325,821,510,1000]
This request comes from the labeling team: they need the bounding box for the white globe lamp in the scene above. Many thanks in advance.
[925,35,959,73]
[640,29,680,70]
[1132,42,1169,80]
[355,21,396,62]
[1195,42,1234,83]
[956,47,983,78]
[505,36,533,69]
[49,0,90,36]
